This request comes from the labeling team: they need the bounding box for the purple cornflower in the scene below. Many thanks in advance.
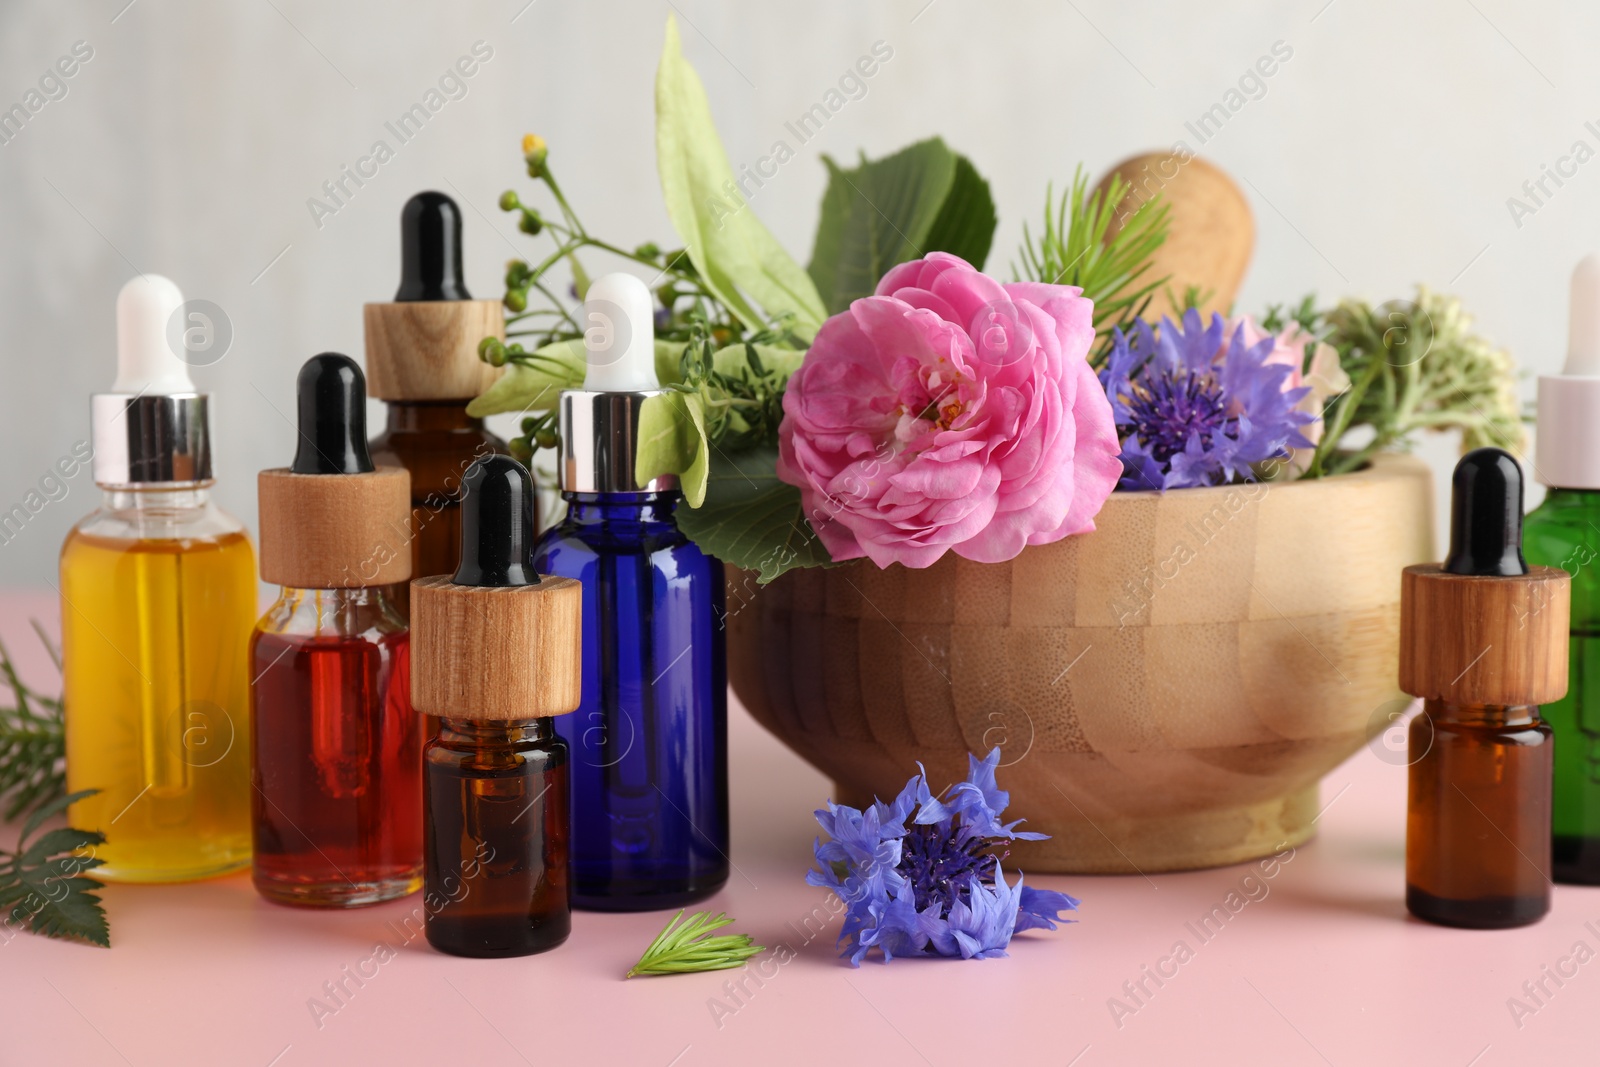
[1100,310,1314,490]
[807,748,1079,965]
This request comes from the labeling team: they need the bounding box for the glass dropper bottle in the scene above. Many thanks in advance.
[250,353,421,907]
[412,455,581,957]
[1401,448,1569,928]
[366,191,514,583]
[61,273,256,882]
[1523,253,1600,883]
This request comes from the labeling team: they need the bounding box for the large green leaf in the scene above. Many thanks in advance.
[807,137,997,315]
[636,391,709,507]
[656,17,827,340]
[468,339,689,417]
[674,445,837,582]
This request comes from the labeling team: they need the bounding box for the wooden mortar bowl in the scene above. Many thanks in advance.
[727,454,1435,873]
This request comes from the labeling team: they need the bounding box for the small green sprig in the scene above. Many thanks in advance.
[0,624,66,821]
[626,909,764,978]
[1302,286,1526,478]
[1013,166,1171,363]
[0,789,109,947]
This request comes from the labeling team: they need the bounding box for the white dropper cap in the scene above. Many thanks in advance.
[1536,254,1600,489]
[113,274,194,394]
[582,272,658,392]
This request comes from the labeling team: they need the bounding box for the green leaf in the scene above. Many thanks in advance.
[807,137,997,315]
[468,339,690,417]
[674,446,838,582]
[636,391,710,507]
[655,17,827,340]
[627,909,764,978]
[921,153,996,272]
[20,788,96,846]
[1,789,109,948]
[710,342,802,382]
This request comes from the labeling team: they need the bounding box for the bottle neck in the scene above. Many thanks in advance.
[560,492,680,523]
[101,485,211,510]
[383,400,484,434]
[1424,699,1541,728]
[267,585,405,636]
[437,717,555,746]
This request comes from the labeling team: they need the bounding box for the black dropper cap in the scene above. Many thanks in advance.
[1443,447,1528,577]
[291,353,374,475]
[395,191,471,302]
[453,455,540,588]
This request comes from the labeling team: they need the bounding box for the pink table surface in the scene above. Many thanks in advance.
[1,588,1595,1067]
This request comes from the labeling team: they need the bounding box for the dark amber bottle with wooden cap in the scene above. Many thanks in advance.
[366,191,514,583]
[412,455,581,957]
[252,353,420,906]
[1401,447,1570,928]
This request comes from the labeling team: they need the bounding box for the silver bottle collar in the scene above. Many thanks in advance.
[90,392,213,488]
[558,389,679,494]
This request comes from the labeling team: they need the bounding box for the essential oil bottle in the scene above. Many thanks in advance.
[1402,448,1569,928]
[61,275,256,882]
[533,273,729,911]
[366,191,514,582]
[1523,253,1600,883]
[250,354,420,906]
[412,455,581,957]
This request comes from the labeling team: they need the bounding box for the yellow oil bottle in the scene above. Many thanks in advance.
[60,275,256,882]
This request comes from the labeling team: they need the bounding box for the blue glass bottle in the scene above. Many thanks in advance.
[533,493,727,909]
[534,272,728,910]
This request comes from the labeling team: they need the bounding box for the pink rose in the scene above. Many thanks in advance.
[1226,315,1350,469]
[777,252,1122,569]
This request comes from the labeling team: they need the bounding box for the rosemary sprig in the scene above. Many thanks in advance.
[1013,165,1171,364]
[626,909,764,978]
[0,788,109,947]
[0,623,66,822]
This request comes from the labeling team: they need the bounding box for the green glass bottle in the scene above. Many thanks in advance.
[1522,253,1600,884]
[1523,490,1600,882]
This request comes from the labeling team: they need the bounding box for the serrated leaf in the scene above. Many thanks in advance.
[21,788,96,846]
[807,137,997,315]
[468,339,689,417]
[673,446,838,582]
[20,828,103,868]
[636,391,709,507]
[656,16,827,339]
[2,790,109,948]
[922,153,996,270]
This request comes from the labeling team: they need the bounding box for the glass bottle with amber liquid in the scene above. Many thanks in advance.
[366,191,515,584]
[412,455,581,957]
[250,353,421,906]
[1401,448,1569,928]
[61,275,256,882]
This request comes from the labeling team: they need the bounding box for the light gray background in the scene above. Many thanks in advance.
[0,0,1591,586]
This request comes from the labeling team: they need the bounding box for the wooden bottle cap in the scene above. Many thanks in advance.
[1399,564,1570,705]
[362,300,505,401]
[258,467,412,588]
[410,575,582,720]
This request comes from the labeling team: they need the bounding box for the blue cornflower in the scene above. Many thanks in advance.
[807,748,1080,965]
[1100,310,1314,490]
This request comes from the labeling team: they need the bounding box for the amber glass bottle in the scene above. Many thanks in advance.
[1406,701,1553,926]
[369,402,507,583]
[365,191,515,585]
[411,455,583,958]
[1400,448,1569,929]
[424,718,570,956]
